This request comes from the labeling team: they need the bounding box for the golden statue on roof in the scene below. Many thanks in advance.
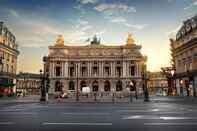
[55,35,64,46]
[126,33,135,45]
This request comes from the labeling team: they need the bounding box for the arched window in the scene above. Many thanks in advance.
[104,81,110,91]
[116,81,122,91]
[69,81,75,90]
[92,81,99,92]
[55,81,62,92]
[80,81,87,91]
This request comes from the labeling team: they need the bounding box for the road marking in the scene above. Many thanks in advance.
[122,115,197,120]
[0,109,25,112]
[63,112,111,115]
[160,116,197,120]
[144,122,197,126]
[0,122,14,125]
[42,122,112,126]
[117,110,151,113]
[152,109,159,112]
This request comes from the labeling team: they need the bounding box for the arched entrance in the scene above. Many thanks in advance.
[104,81,111,92]
[80,81,87,91]
[55,81,62,92]
[92,81,99,92]
[129,81,136,91]
[116,80,122,91]
[68,81,75,90]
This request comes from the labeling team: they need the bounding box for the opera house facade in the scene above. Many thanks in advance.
[44,34,147,95]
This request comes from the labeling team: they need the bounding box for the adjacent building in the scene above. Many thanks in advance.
[171,14,197,96]
[147,71,168,95]
[44,34,147,95]
[0,22,19,94]
[16,72,41,95]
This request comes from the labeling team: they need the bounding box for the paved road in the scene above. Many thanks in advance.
[0,96,197,131]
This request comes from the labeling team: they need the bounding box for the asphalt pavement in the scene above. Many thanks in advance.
[0,96,197,131]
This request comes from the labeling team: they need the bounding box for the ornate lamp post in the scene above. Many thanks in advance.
[142,58,149,102]
[180,79,183,96]
[40,69,46,102]
[76,63,79,101]
[112,88,115,103]
[170,70,175,96]
[127,82,132,103]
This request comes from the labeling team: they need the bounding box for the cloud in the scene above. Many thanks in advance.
[167,24,182,39]
[184,0,197,10]
[76,19,93,31]
[7,9,20,18]
[124,23,147,30]
[77,0,98,4]
[107,16,147,30]
[94,3,136,15]
[110,17,127,23]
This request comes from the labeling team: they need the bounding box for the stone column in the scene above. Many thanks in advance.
[90,61,92,77]
[52,62,55,77]
[123,61,126,77]
[126,61,128,77]
[99,61,102,78]
[62,62,64,77]
[110,61,113,77]
[65,62,68,77]
[49,61,52,77]
[101,61,104,77]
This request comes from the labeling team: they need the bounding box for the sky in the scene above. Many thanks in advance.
[0,0,197,73]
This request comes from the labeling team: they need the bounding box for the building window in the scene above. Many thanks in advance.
[92,81,99,92]
[69,67,74,77]
[93,66,98,75]
[55,81,62,92]
[55,66,61,76]
[130,66,135,76]
[80,81,87,91]
[116,67,121,76]
[82,67,86,76]
[116,81,122,91]
[105,67,110,76]
[104,81,110,91]
[69,81,75,90]
[6,64,9,73]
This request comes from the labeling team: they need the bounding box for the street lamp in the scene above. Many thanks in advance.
[180,79,183,96]
[76,63,79,101]
[40,69,46,101]
[127,82,132,103]
[170,70,175,96]
[142,57,149,102]
[112,88,115,103]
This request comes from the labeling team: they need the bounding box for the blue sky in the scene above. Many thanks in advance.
[0,0,196,73]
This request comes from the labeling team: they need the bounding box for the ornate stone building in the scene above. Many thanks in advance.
[0,22,19,94]
[147,71,168,95]
[16,73,41,95]
[44,34,146,95]
[171,14,197,96]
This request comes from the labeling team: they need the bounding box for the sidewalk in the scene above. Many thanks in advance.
[0,95,197,104]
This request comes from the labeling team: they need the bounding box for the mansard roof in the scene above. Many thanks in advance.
[176,14,197,40]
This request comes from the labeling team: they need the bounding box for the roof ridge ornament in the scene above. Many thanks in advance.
[90,35,100,45]
[55,35,64,46]
[126,33,135,45]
